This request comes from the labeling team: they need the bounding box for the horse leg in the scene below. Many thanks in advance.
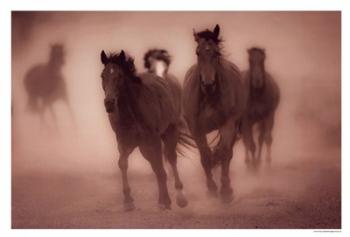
[162,125,188,208]
[265,113,275,165]
[139,138,171,209]
[117,143,136,211]
[213,117,237,203]
[48,105,58,131]
[257,121,266,168]
[242,121,256,169]
[194,133,218,197]
[63,97,77,129]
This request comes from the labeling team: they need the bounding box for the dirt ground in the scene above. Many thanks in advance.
[12,143,340,229]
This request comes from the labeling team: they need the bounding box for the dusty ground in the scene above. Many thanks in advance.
[12,143,340,229]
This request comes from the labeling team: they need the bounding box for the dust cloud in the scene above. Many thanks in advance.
[12,12,340,228]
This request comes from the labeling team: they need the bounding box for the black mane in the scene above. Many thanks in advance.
[197,29,222,44]
[144,49,172,69]
[106,52,137,76]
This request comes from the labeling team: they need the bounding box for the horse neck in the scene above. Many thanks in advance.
[249,62,266,94]
[47,60,63,74]
[116,78,141,127]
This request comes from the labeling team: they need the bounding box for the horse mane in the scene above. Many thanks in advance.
[106,51,137,77]
[196,29,222,44]
[144,49,172,69]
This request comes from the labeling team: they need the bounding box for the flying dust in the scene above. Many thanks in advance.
[12,12,340,228]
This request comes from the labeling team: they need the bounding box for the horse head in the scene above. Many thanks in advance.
[100,49,140,113]
[248,47,266,90]
[193,24,222,95]
[144,49,171,78]
[49,43,65,70]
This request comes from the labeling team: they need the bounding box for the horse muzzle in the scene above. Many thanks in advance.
[201,79,217,95]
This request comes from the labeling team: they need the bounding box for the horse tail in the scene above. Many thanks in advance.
[175,119,197,156]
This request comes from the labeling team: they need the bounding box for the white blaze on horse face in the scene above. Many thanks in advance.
[152,60,167,78]
[103,65,119,103]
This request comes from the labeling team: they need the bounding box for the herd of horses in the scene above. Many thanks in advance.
[25,24,280,211]
[100,24,280,210]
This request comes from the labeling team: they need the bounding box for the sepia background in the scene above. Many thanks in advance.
[12,11,340,228]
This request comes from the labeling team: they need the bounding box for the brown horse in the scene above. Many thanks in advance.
[241,47,280,170]
[183,25,247,203]
[143,49,184,125]
[24,44,74,127]
[100,50,188,211]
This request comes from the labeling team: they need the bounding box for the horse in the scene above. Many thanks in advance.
[143,49,193,152]
[24,43,75,127]
[183,24,247,203]
[100,50,188,211]
[144,48,172,79]
[241,47,280,170]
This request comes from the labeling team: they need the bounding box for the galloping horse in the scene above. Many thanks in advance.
[241,47,280,170]
[24,44,74,127]
[144,48,182,114]
[183,24,247,203]
[100,50,188,211]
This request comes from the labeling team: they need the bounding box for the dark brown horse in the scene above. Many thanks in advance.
[183,25,247,203]
[24,44,74,127]
[144,49,183,123]
[241,47,280,170]
[100,50,188,211]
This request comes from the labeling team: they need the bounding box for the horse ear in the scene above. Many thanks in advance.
[193,29,199,42]
[213,24,220,38]
[119,50,126,62]
[101,50,108,65]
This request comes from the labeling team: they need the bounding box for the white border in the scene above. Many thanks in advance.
[1,0,348,237]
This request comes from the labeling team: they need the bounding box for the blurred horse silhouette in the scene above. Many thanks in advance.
[100,50,190,211]
[241,47,280,170]
[144,49,181,113]
[183,24,247,203]
[144,48,171,79]
[24,43,75,128]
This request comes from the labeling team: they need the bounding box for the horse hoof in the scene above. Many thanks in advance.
[158,203,171,210]
[221,194,234,204]
[176,194,188,208]
[207,189,218,198]
[123,202,135,212]
[220,188,233,204]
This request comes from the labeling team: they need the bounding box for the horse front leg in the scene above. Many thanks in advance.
[117,143,136,211]
[139,137,171,209]
[162,125,188,208]
[212,116,238,203]
[257,121,267,168]
[265,112,276,166]
[193,133,218,197]
[242,120,256,170]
